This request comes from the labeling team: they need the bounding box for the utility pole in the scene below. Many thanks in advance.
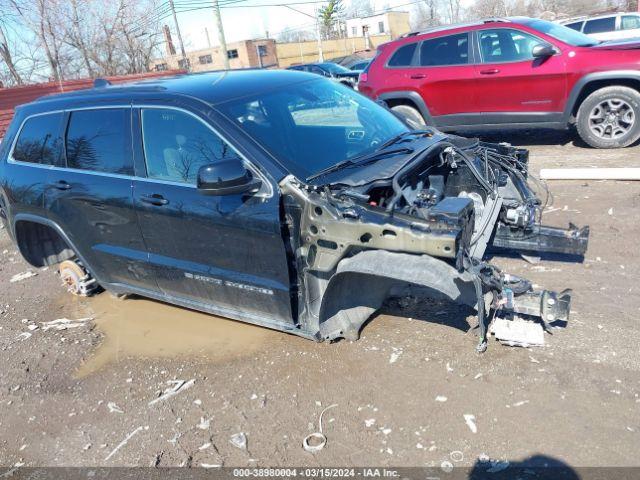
[212,0,230,69]
[315,6,324,62]
[169,0,188,69]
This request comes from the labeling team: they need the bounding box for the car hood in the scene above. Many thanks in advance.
[591,38,640,50]
[309,131,455,187]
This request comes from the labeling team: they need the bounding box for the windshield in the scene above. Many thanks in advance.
[320,63,351,74]
[217,79,408,180]
[520,18,600,47]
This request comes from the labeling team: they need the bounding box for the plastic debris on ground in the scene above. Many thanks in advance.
[491,318,545,347]
[463,414,477,434]
[40,317,93,332]
[10,271,37,283]
[148,379,195,406]
[230,432,247,450]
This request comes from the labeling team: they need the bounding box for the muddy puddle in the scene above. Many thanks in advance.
[72,293,281,377]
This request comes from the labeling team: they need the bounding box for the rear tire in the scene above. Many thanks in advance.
[576,86,640,148]
[390,104,427,130]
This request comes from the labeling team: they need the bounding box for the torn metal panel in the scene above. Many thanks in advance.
[280,135,586,351]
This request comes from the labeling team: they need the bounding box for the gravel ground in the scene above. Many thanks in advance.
[0,129,639,470]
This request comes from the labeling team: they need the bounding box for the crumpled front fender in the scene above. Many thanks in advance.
[318,250,480,341]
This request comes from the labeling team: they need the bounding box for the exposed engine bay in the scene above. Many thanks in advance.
[280,130,589,351]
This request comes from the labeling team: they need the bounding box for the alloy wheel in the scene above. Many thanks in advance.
[588,98,635,139]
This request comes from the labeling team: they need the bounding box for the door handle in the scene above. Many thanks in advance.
[479,68,500,75]
[52,180,71,190]
[410,74,427,79]
[140,194,169,206]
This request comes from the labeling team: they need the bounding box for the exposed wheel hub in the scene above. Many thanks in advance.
[59,260,98,296]
[589,98,635,139]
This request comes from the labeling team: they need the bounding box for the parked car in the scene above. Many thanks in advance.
[358,17,640,148]
[349,59,371,71]
[559,12,640,42]
[0,71,587,349]
[287,62,360,87]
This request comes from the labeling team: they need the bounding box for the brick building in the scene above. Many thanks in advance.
[151,38,278,72]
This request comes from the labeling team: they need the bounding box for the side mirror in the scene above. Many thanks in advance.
[197,159,261,196]
[532,43,557,58]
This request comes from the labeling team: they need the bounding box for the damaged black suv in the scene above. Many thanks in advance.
[0,71,589,351]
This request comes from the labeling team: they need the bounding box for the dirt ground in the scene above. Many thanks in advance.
[1,129,639,471]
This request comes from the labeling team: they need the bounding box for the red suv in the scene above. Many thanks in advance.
[358,17,640,148]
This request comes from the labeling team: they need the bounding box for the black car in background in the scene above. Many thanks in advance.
[286,62,360,87]
[348,59,371,71]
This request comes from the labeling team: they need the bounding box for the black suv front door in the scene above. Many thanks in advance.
[131,105,293,327]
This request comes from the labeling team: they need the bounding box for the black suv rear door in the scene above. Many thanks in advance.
[44,106,159,292]
[131,104,294,326]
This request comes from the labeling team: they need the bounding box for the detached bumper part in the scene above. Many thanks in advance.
[474,266,572,352]
[508,288,572,325]
[492,223,589,256]
[488,288,571,348]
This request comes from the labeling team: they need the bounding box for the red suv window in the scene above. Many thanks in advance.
[388,42,418,67]
[479,29,540,63]
[419,33,469,66]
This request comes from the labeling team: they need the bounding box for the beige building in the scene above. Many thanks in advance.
[276,34,391,68]
[345,11,410,39]
[151,38,278,73]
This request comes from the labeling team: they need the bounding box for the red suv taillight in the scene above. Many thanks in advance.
[359,72,368,83]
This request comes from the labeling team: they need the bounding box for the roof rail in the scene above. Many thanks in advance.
[93,78,111,88]
[481,17,511,23]
[557,15,588,22]
[400,17,512,38]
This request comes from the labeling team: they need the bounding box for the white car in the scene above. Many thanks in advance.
[559,12,640,42]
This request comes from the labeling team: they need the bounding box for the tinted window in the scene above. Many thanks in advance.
[479,29,540,63]
[621,15,640,30]
[566,21,584,31]
[218,79,407,181]
[13,113,63,165]
[419,33,468,66]
[141,109,241,184]
[388,43,417,66]
[66,109,132,175]
[584,17,615,34]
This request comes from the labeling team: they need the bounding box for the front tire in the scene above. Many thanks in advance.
[576,86,640,148]
[390,104,427,130]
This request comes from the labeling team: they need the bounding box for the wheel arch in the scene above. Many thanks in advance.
[564,71,640,122]
[317,250,479,341]
[12,214,82,269]
[377,91,435,125]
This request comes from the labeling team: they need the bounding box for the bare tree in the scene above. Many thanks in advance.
[345,0,374,18]
[5,0,66,82]
[277,28,316,43]
[61,0,95,77]
[445,0,462,23]
[412,0,443,30]
[0,22,22,85]
[1,0,163,84]
[472,0,508,18]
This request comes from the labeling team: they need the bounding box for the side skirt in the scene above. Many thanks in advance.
[102,281,320,341]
